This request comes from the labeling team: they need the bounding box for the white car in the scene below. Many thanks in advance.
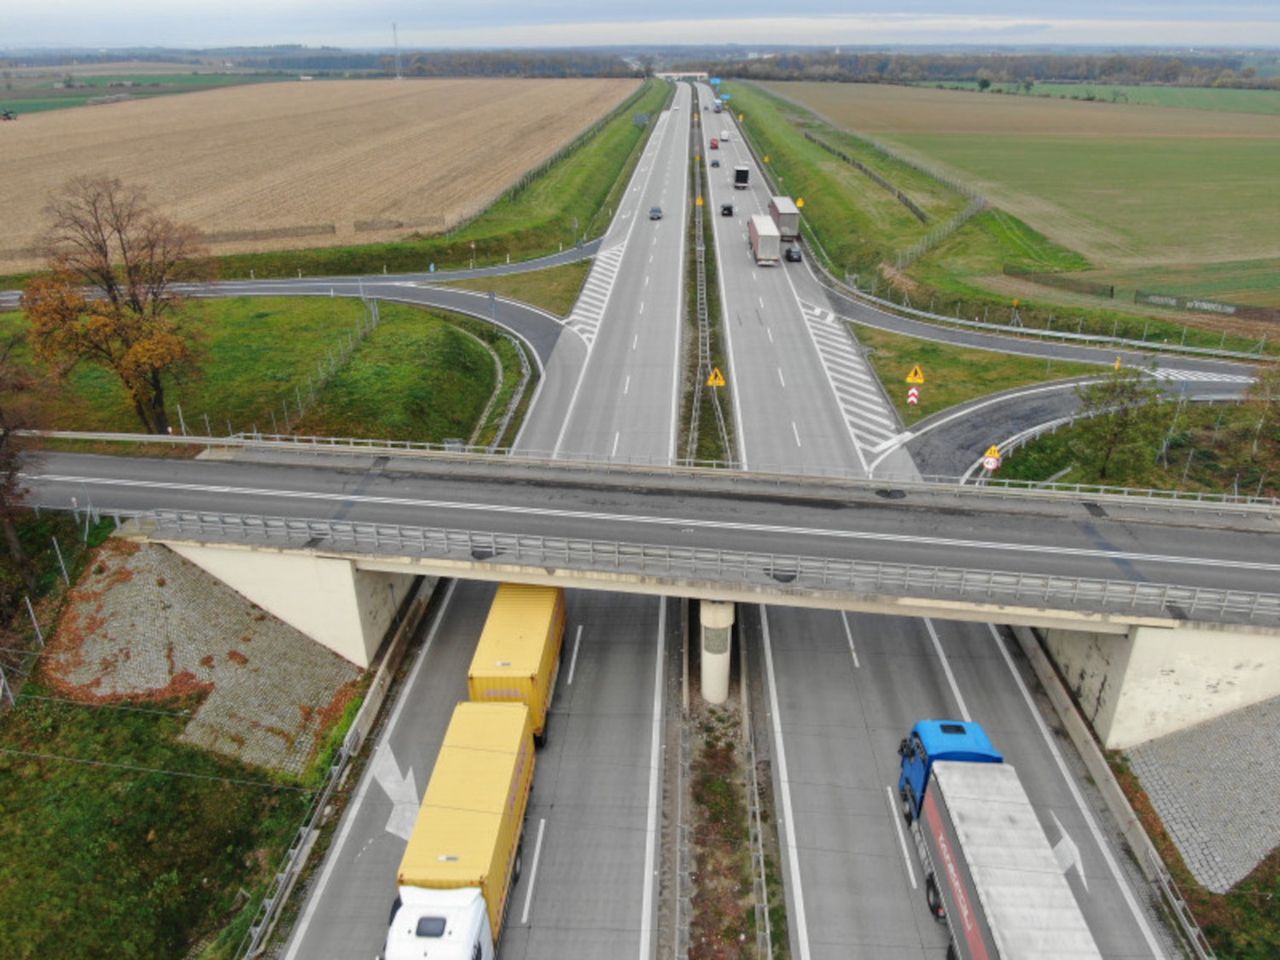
[720,130,730,141]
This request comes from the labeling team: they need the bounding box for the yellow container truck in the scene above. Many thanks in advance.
[468,584,566,743]
[383,702,535,960]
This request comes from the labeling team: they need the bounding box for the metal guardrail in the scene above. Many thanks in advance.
[131,509,1280,628]
[36,429,1279,513]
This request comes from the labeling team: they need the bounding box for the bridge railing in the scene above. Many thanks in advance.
[130,509,1280,628]
[34,429,1280,513]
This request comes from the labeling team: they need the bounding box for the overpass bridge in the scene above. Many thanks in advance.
[29,448,1280,747]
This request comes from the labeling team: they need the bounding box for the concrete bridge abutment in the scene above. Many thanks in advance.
[1044,622,1280,749]
[166,543,416,668]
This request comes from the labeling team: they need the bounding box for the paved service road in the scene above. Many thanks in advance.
[697,84,1176,960]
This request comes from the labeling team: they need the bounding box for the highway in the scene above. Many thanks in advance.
[695,83,1177,959]
[267,80,692,960]
[25,451,1280,606]
[6,75,1259,960]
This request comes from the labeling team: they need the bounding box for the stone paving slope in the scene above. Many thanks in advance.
[1129,694,1280,893]
[43,539,360,776]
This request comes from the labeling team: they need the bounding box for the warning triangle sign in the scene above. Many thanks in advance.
[984,445,1002,459]
[707,367,726,388]
[906,364,925,384]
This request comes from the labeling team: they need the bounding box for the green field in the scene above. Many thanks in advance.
[213,78,670,281]
[919,81,1280,115]
[886,132,1280,266]
[0,73,286,114]
[745,80,1280,328]
[0,298,501,441]
[852,322,1096,421]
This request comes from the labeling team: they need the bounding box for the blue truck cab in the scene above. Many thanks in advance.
[897,719,1003,822]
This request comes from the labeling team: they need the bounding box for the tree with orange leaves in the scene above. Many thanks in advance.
[20,175,212,434]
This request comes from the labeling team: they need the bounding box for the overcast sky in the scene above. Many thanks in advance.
[7,1,1280,50]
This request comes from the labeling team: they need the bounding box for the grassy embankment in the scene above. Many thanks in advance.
[439,259,592,317]
[0,298,509,443]
[852,323,1097,422]
[917,81,1280,115]
[0,512,323,960]
[722,81,1278,357]
[207,78,670,280]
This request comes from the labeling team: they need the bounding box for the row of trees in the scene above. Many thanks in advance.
[1065,366,1279,484]
[396,50,640,78]
[680,51,1279,90]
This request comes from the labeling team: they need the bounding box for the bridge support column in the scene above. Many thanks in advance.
[1045,623,1280,750]
[700,600,734,705]
[167,543,415,668]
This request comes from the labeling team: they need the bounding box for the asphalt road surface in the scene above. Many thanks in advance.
[696,82,1177,960]
[272,82,692,960]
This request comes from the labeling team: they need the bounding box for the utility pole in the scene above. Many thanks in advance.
[393,23,402,80]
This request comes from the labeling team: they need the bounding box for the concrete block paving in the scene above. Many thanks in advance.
[41,540,361,776]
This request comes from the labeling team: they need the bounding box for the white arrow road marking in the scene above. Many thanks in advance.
[372,743,419,840]
[1050,810,1088,891]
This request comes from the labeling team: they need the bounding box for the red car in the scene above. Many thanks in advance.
[709,138,719,149]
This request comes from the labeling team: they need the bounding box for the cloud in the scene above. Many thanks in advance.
[5,3,1280,48]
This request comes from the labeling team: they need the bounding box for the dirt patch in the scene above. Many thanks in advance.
[38,538,361,775]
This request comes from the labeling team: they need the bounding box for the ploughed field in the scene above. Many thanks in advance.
[0,77,638,270]
[765,81,1280,273]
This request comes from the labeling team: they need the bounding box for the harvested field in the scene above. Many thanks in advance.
[0,77,638,269]
[765,81,1280,269]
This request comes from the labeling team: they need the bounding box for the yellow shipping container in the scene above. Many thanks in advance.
[468,584,566,740]
[398,702,535,943]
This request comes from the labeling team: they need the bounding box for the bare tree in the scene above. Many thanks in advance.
[21,175,211,434]
[0,336,43,592]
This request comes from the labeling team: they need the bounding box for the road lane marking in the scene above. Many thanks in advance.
[758,296,765,309]
[887,784,917,890]
[567,625,583,685]
[632,334,638,350]
[791,421,802,447]
[761,608,812,960]
[612,431,620,457]
[520,817,547,924]
[638,598,667,960]
[282,580,458,960]
[924,618,969,721]
[777,367,786,388]
[841,611,860,668]
[766,326,773,343]
[989,624,1165,956]
[37,472,1280,574]
[624,375,631,396]
[639,300,644,315]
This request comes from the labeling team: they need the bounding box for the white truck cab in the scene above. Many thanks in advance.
[383,887,493,960]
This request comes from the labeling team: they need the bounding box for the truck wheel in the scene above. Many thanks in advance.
[946,944,959,960]
[900,786,915,825]
[925,876,946,922]
[513,840,524,884]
